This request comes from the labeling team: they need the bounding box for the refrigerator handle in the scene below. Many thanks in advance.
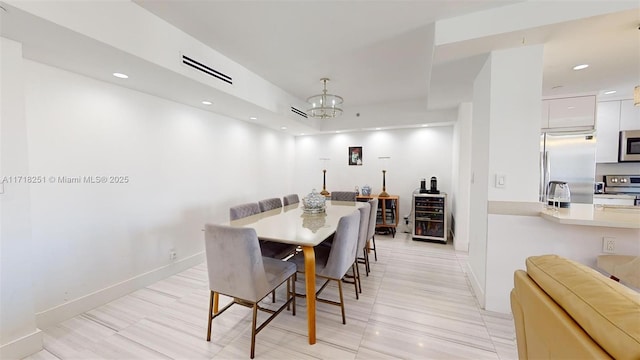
[539,150,550,202]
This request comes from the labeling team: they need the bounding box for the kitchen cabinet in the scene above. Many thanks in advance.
[619,99,640,131]
[595,101,621,163]
[595,99,640,163]
[542,95,596,131]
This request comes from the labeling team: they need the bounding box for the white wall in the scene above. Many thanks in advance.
[22,60,295,323]
[0,38,42,359]
[487,46,542,202]
[485,214,640,313]
[467,45,544,309]
[452,102,472,251]
[293,126,454,233]
[467,56,492,307]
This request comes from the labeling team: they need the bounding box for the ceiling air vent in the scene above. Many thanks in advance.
[291,106,308,119]
[182,55,232,85]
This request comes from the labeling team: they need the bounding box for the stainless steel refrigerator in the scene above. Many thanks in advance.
[539,132,596,204]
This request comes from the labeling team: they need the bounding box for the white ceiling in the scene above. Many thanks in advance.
[2,1,639,134]
[134,0,640,110]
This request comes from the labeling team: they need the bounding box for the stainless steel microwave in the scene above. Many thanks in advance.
[619,130,640,162]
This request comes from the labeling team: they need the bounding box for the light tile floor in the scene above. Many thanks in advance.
[25,233,518,359]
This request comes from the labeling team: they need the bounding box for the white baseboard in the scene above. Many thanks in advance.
[0,329,43,360]
[452,233,469,252]
[466,261,485,309]
[36,252,205,329]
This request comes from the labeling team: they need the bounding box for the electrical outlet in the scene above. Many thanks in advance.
[169,249,177,260]
[602,237,616,253]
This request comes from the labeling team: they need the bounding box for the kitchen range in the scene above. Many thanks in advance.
[594,175,640,207]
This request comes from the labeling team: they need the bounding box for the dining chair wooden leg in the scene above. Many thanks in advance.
[364,249,370,276]
[351,263,359,299]
[272,290,276,303]
[287,278,290,311]
[355,261,362,293]
[213,292,220,313]
[372,235,377,261]
[292,273,296,316]
[337,280,346,325]
[206,291,214,341]
[250,303,258,359]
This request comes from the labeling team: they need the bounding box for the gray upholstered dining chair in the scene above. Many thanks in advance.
[353,202,371,295]
[330,191,357,201]
[204,224,296,359]
[341,202,370,298]
[258,197,283,212]
[290,210,360,324]
[256,198,294,268]
[230,202,297,272]
[360,198,378,275]
[229,202,261,221]
[282,194,299,206]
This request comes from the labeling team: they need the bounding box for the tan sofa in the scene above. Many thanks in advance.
[510,255,640,359]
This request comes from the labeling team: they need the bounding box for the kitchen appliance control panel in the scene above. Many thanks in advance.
[604,175,640,187]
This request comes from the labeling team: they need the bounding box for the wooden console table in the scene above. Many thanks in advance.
[356,195,399,237]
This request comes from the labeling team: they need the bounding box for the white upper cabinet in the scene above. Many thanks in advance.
[595,101,621,163]
[542,95,596,130]
[619,99,640,131]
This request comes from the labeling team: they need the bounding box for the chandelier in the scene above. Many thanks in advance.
[307,78,343,119]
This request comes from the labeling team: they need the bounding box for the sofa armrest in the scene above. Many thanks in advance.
[526,255,640,360]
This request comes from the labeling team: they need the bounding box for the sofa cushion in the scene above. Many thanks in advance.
[526,255,640,360]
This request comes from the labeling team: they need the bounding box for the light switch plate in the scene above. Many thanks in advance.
[495,173,506,188]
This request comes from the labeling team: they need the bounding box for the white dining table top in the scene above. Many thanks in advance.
[228,201,365,247]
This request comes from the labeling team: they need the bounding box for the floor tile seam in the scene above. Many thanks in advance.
[363,316,496,345]
[357,318,498,354]
[129,290,183,307]
[366,309,490,334]
[101,332,177,359]
[79,313,122,332]
[36,349,63,360]
[117,321,222,358]
[354,235,394,357]
[232,325,357,358]
[141,285,184,300]
[450,253,504,356]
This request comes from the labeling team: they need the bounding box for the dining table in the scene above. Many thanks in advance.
[227,200,365,345]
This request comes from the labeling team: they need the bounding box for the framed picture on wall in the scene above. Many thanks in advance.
[349,146,363,166]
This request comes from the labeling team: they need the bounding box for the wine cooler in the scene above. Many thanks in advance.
[412,193,447,243]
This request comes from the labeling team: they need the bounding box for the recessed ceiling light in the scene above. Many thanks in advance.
[201,101,212,105]
[335,131,341,133]
[112,72,129,79]
[375,127,381,130]
[422,124,429,127]
[572,64,589,70]
[604,90,617,95]
[249,117,257,120]
[280,126,287,130]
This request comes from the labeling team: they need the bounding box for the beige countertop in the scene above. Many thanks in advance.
[540,203,640,229]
